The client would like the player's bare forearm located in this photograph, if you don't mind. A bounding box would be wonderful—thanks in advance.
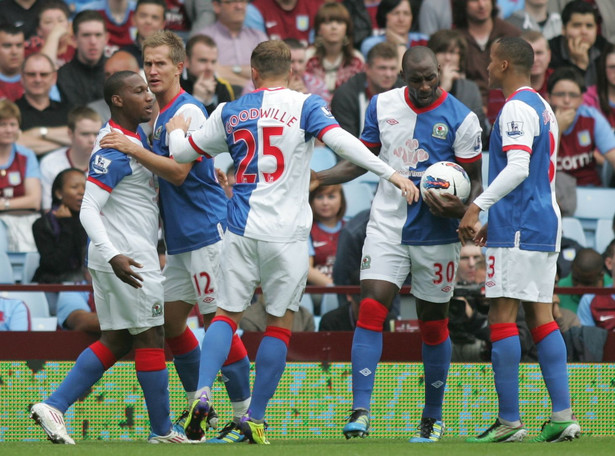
[315,159,365,186]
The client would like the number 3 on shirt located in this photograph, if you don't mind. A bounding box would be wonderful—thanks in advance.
[234,126,285,183]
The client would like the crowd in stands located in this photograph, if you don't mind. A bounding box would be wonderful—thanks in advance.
[0,0,614,354]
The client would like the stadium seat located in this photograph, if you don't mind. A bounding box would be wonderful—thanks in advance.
[310,146,337,172]
[602,161,613,187]
[595,218,614,254]
[573,187,615,248]
[320,293,339,316]
[0,291,50,318]
[0,251,14,283]
[343,181,375,219]
[21,251,40,284]
[562,217,587,247]
[31,317,58,331]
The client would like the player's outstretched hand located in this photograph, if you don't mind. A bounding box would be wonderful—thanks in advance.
[388,172,419,204]
[109,254,144,289]
[458,203,482,244]
[166,114,190,134]
[100,130,140,156]
[423,190,466,218]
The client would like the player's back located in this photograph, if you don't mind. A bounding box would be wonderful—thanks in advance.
[217,87,338,242]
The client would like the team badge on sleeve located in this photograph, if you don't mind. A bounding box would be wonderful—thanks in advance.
[92,155,111,174]
[506,121,524,137]
[321,106,333,118]
[361,255,371,270]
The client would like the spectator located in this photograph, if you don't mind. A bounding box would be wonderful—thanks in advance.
[0,99,41,252]
[15,53,71,156]
[0,296,30,330]
[57,10,107,109]
[427,29,489,147]
[56,287,100,333]
[552,292,581,333]
[360,0,428,65]
[0,23,25,102]
[32,168,87,283]
[305,2,364,105]
[557,247,612,313]
[417,0,452,37]
[184,0,214,37]
[331,41,403,138]
[87,50,140,124]
[246,0,324,47]
[308,184,346,287]
[583,41,615,129]
[241,294,315,332]
[180,34,233,115]
[162,0,192,37]
[195,0,268,90]
[453,0,521,110]
[548,0,608,88]
[120,0,166,67]
[24,0,76,70]
[577,240,615,330]
[89,0,135,54]
[39,106,102,210]
[547,66,615,187]
[0,0,46,40]
[506,0,562,39]
[341,0,376,49]
[548,0,615,52]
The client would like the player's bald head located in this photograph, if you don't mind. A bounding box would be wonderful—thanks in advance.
[401,46,438,76]
[105,50,140,79]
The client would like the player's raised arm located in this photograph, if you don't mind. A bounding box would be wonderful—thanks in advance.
[321,126,419,204]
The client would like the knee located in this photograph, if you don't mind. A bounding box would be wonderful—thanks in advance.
[357,298,389,332]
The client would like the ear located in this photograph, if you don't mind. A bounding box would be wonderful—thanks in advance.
[176,60,184,77]
[606,256,614,273]
[111,93,123,108]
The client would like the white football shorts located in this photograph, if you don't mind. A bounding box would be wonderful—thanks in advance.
[218,231,308,317]
[163,240,223,315]
[360,234,461,303]
[90,269,164,334]
[484,247,557,303]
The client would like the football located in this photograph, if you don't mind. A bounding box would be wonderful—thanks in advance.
[420,161,471,203]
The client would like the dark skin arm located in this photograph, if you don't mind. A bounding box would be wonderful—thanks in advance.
[422,158,483,219]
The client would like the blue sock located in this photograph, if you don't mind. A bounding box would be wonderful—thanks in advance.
[351,327,382,410]
[249,336,287,421]
[46,347,107,413]
[198,320,233,391]
[173,346,200,395]
[222,356,251,402]
[492,336,521,422]
[536,330,571,413]
[137,368,171,436]
[422,337,451,420]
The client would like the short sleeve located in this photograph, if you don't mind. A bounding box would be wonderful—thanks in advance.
[87,149,132,192]
[453,111,483,161]
[359,96,381,147]
[300,95,339,140]
[499,99,540,154]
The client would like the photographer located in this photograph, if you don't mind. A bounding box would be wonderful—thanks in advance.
[449,243,490,361]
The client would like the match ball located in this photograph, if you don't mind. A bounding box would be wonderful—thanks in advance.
[420,161,471,203]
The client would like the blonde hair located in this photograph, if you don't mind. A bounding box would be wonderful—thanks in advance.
[142,30,186,64]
